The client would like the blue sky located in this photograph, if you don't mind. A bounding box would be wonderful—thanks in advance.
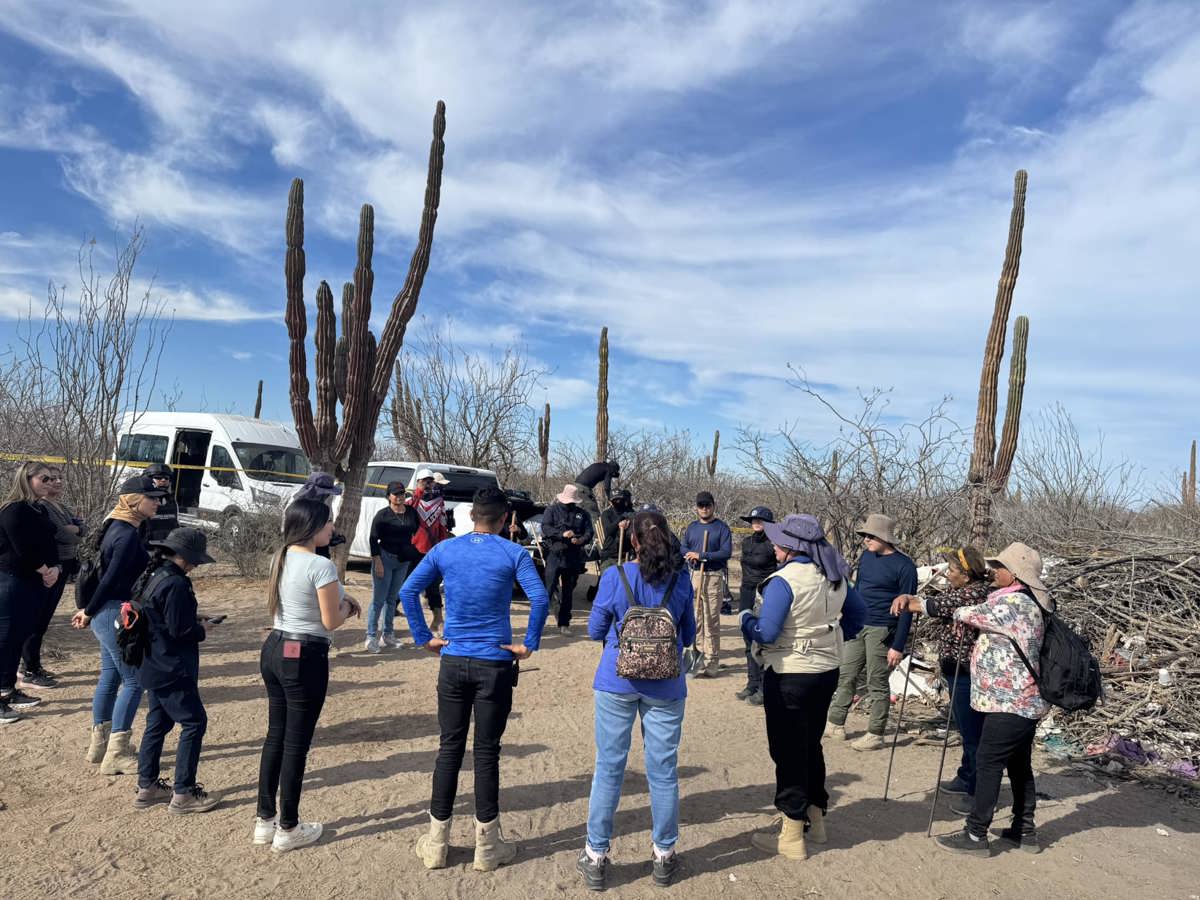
[0,1,1197,491]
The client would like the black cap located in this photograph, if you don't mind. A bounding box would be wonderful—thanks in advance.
[144,463,173,478]
[151,527,215,566]
[695,491,715,507]
[611,489,632,502]
[119,474,169,498]
[740,505,775,524]
[386,480,407,496]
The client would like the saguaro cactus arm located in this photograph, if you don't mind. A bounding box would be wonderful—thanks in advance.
[992,315,1029,491]
[596,326,609,462]
[314,281,338,448]
[334,204,376,462]
[284,178,319,458]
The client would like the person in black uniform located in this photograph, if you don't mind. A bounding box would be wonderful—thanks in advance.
[540,485,594,634]
[133,527,221,814]
[142,463,180,547]
[573,461,620,520]
[736,506,777,705]
[596,490,634,573]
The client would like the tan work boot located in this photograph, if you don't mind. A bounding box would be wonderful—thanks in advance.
[851,732,884,751]
[473,816,517,871]
[415,814,452,869]
[807,807,828,844]
[86,721,112,764]
[824,722,846,740]
[750,816,807,860]
[99,730,139,775]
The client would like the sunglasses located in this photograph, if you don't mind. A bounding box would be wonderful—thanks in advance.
[36,475,63,484]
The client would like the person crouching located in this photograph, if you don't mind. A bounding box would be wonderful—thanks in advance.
[133,528,220,814]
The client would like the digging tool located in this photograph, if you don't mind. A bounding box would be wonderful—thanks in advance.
[927,637,967,837]
[686,530,710,676]
[617,525,626,567]
[882,650,916,801]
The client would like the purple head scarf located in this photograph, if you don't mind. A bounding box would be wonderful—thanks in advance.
[762,513,851,584]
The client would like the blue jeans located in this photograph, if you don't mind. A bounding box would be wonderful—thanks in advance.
[586,690,685,854]
[90,603,144,731]
[944,659,984,794]
[368,551,409,637]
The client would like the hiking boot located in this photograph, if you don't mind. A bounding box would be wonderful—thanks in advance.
[415,813,452,869]
[3,689,41,710]
[746,691,763,706]
[576,847,608,891]
[704,663,720,678]
[271,821,323,853]
[807,807,827,845]
[941,776,972,796]
[558,625,571,635]
[734,686,756,700]
[824,722,846,740]
[17,669,57,690]
[851,732,884,751]
[364,636,381,654]
[169,784,220,814]
[86,722,112,764]
[652,848,680,887]
[948,795,974,817]
[473,816,517,871]
[134,778,173,809]
[100,730,139,775]
[252,816,277,845]
[751,815,807,860]
[995,826,1042,854]
[382,634,402,649]
[935,827,990,857]
[0,700,20,725]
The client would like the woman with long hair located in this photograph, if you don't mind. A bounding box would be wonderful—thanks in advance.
[0,461,61,724]
[72,474,168,772]
[576,509,696,891]
[253,498,360,853]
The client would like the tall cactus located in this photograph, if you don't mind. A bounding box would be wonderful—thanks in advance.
[1185,440,1197,508]
[253,380,263,418]
[596,326,609,464]
[285,100,446,570]
[537,401,551,496]
[968,170,1032,548]
[704,429,720,478]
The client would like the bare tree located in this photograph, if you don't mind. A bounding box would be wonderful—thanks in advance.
[387,318,547,482]
[0,229,169,523]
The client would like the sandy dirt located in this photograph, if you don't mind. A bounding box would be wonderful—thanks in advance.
[3,563,1199,900]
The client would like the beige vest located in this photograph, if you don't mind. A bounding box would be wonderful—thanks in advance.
[752,562,847,674]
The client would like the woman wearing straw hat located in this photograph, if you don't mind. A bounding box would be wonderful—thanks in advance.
[926,542,1050,856]
[825,513,917,751]
[739,514,866,861]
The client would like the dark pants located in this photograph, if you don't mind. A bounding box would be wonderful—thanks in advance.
[942,658,984,794]
[0,571,36,693]
[138,678,208,793]
[544,553,581,627]
[22,567,71,673]
[738,581,763,693]
[404,553,443,612]
[762,667,840,821]
[431,654,515,823]
[968,712,1037,839]
[256,632,329,829]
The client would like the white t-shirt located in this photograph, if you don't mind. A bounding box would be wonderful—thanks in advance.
[275,550,341,640]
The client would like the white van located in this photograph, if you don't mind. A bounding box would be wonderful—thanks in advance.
[116,412,310,524]
[345,460,502,560]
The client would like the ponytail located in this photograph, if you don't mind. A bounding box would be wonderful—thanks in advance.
[132,548,171,602]
[632,510,678,586]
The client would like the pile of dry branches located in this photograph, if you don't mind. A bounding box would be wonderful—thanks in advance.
[1047,542,1200,779]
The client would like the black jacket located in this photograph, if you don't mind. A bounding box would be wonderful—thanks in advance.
[575,462,618,495]
[598,507,633,560]
[740,531,777,592]
[142,498,180,547]
[139,562,206,690]
[540,501,594,560]
[88,520,150,617]
[0,501,59,580]
[369,505,420,561]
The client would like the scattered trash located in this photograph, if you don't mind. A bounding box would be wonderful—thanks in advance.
[1155,827,1170,837]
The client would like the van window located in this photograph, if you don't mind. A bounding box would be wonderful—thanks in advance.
[210,445,242,491]
[233,443,310,485]
[439,470,501,503]
[116,433,168,464]
[365,465,415,498]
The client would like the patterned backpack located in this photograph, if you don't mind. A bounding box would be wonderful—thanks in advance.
[614,566,681,680]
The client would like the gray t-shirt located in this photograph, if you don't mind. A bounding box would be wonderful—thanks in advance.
[274,550,341,640]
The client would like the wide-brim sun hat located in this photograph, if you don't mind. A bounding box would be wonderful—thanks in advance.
[556,484,582,504]
[740,505,775,525]
[856,513,898,546]
[414,467,449,485]
[987,542,1049,605]
[762,513,822,553]
[150,527,216,566]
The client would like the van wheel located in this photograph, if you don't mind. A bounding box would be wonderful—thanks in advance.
[220,509,242,542]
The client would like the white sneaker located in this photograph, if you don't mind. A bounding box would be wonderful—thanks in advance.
[364,636,381,654]
[382,634,402,649]
[252,816,277,845]
[271,821,323,853]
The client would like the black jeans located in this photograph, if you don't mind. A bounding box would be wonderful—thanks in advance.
[431,654,515,823]
[968,712,1038,838]
[22,565,71,673]
[138,677,208,792]
[256,631,329,829]
[544,554,580,627]
[738,582,763,692]
[941,658,984,794]
[0,571,36,693]
[762,667,840,821]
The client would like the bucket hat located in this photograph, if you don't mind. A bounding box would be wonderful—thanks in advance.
[301,471,343,497]
[556,484,583,504]
[986,542,1049,605]
[856,513,898,546]
[740,505,775,525]
[150,527,216,566]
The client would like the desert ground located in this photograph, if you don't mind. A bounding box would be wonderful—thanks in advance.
[3,563,1199,900]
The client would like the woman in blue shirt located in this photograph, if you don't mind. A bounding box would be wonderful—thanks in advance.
[577,509,696,892]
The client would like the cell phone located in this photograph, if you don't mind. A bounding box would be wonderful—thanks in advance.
[204,614,227,624]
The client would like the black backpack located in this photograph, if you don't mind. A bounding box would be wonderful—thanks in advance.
[1008,593,1103,713]
[74,519,115,610]
[115,567,169,668]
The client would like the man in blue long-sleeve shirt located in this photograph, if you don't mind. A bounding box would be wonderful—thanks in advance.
[679,491,732,678]
[825,514,918,751]
[400,488,549,872]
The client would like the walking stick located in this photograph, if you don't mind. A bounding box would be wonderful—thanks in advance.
[617,526,626,567]
[882,648,915,801]
[689,530,710,675]
[927,636,967,837]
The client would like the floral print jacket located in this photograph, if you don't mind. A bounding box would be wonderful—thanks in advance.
[953,585,1048,720]
[922,579,991,666]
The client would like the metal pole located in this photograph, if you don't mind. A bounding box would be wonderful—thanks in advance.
[927,638,967,837]
[882,651,915,801]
